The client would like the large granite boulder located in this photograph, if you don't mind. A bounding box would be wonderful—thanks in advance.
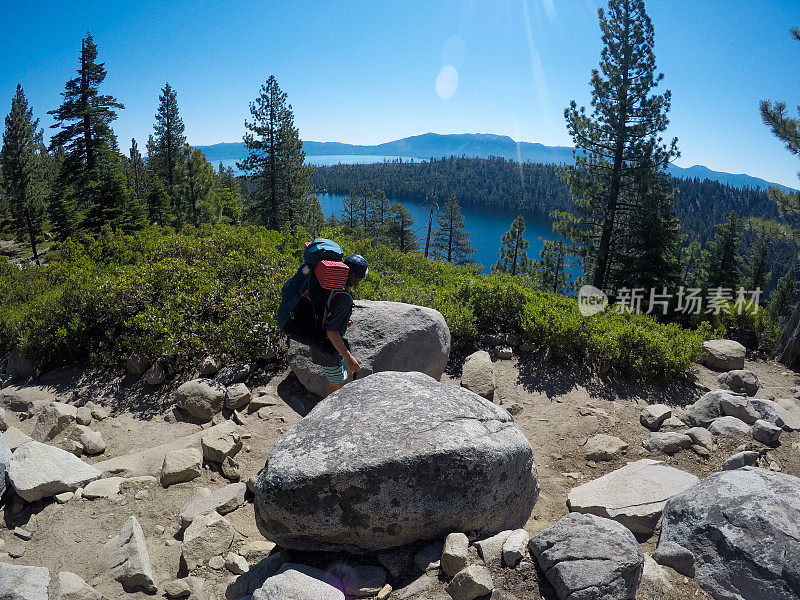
[699,339,746,371]
[567,459,699,535]
[287,300,451,397]
[529,512,644,600]
[682,390,742,428]
[658,467,800,600]
[8,441,101,502]
[0,562,50,600]
[174,378,226,422]
[254,371,539,552]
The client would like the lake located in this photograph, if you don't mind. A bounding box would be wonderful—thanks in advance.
[214,154,421,173]
[317,193,573,275]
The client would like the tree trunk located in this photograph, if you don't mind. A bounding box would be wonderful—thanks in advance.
[775,301,800,369]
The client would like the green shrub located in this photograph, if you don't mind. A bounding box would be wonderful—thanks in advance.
[0,224,722,379]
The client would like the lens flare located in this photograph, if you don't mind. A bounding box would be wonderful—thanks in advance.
[436,65,458,100]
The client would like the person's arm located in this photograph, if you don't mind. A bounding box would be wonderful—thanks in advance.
[326,330,361,375]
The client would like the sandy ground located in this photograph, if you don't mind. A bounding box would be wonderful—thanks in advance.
[2,353,798,599]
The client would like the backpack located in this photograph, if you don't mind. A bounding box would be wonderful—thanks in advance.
[277,238,346,341]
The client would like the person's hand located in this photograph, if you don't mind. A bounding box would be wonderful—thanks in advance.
[348,318,353,327]
[345,356,361,376]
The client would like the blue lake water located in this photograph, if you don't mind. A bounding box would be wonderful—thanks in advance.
[317,193,572,275]
[214,154,421,172]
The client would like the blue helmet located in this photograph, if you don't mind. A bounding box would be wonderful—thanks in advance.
[344,254,369,278]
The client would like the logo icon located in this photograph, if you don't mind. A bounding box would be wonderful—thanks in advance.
[578,285,608,316]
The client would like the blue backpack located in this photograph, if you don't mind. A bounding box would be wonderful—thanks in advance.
[277,238,344,334]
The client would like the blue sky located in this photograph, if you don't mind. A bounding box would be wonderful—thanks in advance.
[2,0,800,187]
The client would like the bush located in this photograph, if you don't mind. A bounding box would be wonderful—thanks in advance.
[0,224,720,379]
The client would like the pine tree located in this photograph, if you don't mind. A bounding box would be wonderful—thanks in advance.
[1,85,45,264]
[372,189,390,240]
[150,83,185,195]
[48,146,82,240]
[703,211,742,290]
[431,193,475,265]
[534,239,575,294]
[127,138,148,207]
[386,203,418,253]
[359,182,376,233]
[177,145,218,226]
[239,75,313,228]
[84,145,133,232]
[679,239,705,288]
[493,215,530,276]
[554,0,679,291]
[341,188,360,231]
[48,32,124,203]
[147,176,171,226]
[742,230,771,296]
[295,195,325,237]
[768,265,797,323]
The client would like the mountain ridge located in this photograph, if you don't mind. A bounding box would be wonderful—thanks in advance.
[195,132,795,192]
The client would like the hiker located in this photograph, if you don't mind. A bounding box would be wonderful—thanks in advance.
[277,239,369,395]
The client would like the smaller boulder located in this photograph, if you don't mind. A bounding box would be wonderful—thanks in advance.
[639,405,672,431]
[460,350,496,400]
[174,379,226,422]
[699,339,745,371]
[682,390,734,427]
[225,383,252,410]
[76,406,93,426]
[643,432,692,455]
[752,419,782,445]
[719,395,760,424]
[143,363,166,386]
[502,528,529,567]
[750,398,800,431]
[161,448,202,487]
[446,566,493,600]
[32,402,77,441]
[475,530,513,567]
[708,416,750,437]
[414,541,443,572]
[199,356,221,376]
[686,427,713,450]
[717,369,759,395]
[722,450,760,470]
[496,346,513,360]
[177,482,247,529]
[253,563,343,600]
[216,363,252,386]
[0,562,50,600]
[201,422,242,464]
[8,441,101,502]
[68,425,106,455]
[181,511,235,571]
[53,571,102,600]
[652,540,694,577]
[441,532,470,576]
[225,552,250,575]
[329,563,386,597]
[125,353,150,376]
[102,516,157,593]
[583,434,628,461]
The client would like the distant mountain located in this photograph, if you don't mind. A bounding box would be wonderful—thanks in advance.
[195,132,795,192]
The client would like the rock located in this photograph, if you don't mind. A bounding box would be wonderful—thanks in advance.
[143,362,166,386]
[377,550,412,579]
[395,573,437,599]
[3,426,32,450]
[76,406,93,426]
[199,356,221,376]
[0,385,56,413]
[252,563,344,600]
[682,390,739,427]
[330,563,387,597]
[686,427,713,450]
[53,571,102,600]
[446,565,493,600]
[502,528,530,567]
[32,401,77,441]
[496,346,513,360]
[182,511,235,570]
[529,513,644,600]
[226,552,250,575]
[13,527,32,540]
[174,379,227,422]
[699,339,746,371]
[163,577,193,598]
[160,448,202,487]
[722,450,760,470]
[582,434,628,461]
[239,540,277,565]
[226,383,252,410]
[460,350,495,400]
[652,540,695,577]
[54,491,74,503]
[475,530,513,567]
[216,362,252,386]
[226,552,287,599]
[643,432,693,455]
[718,369,759,395]
[82,476,125,499]
[567,459,699,535]
[0,431,10,497]
[255,372,538,552]
[8,441,101,501]
[639,405,672,431]
[708,416,750,437]
[640,554,675,598]
[287,300,451,396]
[750,398,800,431]
[753,419,782,444]
[222,455,241,481]
[68,425,106,455]
[201,421,242,463]
[414,541,443,572]
[178,482,247,529]
[0,562,50,599]
[719,394,761,424]
[102,516,157,593]
[658,467,800,599]
[376,584,392,600]
[659,415,687,431]
[441,533,469,576]
[125,353,150,376]
[88,404,109,421]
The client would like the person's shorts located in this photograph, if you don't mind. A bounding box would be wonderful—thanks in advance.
[321,358,348,384]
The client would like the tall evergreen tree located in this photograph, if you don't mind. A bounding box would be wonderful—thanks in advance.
[679,238,705,288]
[48,32,124,202]
[372,189,390,239]
[703,211,742,290]
[127,138,148,207]
[1,85,45,264]
[147,176,171,226]
[150,83,185,195]
[341,188,360,231]
[239,75,313,228]
[177,145,218,226]
[742,230,771,295]
[431,193,475,265]
[493,215,530,276]
[386,203,418,253]
[533,239,575,294]
[359,182,375,233]
[85,145,136,232]
[554,0,679,291]
[768,265,797,324]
